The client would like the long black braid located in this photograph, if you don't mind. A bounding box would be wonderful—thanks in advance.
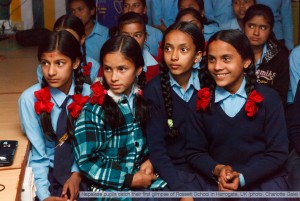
[160,21,205,138]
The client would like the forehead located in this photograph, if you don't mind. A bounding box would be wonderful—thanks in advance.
[124,0,144,4]
[103,52,135,67]
[41,50,68,59]
[70,0,87,8]
[120,22,144,32]
[208,40,239,56]
[246,15,270,25]
[165,30,194,45]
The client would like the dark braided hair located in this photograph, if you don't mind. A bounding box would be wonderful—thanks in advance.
[39,30,84,141]
[201,30,256,109]
[100,35,149,130]
[160,21,205,138]
[53,14,91,84]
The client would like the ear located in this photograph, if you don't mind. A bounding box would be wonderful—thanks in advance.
[143,6,147,15]
[136,66,143,77]
[194,51,203,64]
[91,7,96,16]
[243,59,252,69]
[73,58,81,70]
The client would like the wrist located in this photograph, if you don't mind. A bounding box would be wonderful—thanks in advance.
[213,164,225,177]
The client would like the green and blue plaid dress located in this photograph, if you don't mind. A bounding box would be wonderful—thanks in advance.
[73,95,166,192]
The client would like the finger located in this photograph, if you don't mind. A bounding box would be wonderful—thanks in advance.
[69,185,75,201]
[61,184,69,198]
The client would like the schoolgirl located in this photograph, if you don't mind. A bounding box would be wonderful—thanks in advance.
[144,21,205,199]
[243,4,289,107]
[72,35,166,195]
[123,0,163,57]
[18,30,91,201]
[37,14,100,84]
[186,30,289,198]
[118,12,160,82]
[177,0,220,42]
[69,0,109,63]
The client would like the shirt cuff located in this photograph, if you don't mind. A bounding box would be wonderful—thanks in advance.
[123,174,134,188]
[71,160,79,172]
[239,173,245,187]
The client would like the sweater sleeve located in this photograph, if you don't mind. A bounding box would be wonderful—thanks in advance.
[240,92,289,187]
[288,82,300,154]
[185,109,218,181]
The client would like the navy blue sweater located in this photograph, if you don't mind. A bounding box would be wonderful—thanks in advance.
[186,84,289,189]
[288,81,300,154]
[144,76,198,191]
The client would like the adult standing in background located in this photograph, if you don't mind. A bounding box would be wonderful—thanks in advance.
[256,0,294,51]
[150,0,178,32]
[203,0,235,26]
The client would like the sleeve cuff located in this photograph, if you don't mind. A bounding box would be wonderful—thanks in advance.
[239,173,245,187]
[123,174,134,188]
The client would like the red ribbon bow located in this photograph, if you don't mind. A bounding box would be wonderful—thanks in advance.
[245,90,264,117]
[82,62,92,76]
[90,81,107,105]
[34,87,54,114]
[196,88,211,111]
[67,94,89,119]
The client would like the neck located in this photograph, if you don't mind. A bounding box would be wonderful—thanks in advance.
[252,45,264,63]
[85,19,94,37]
[237,19,243,29]
[172,70,192,91]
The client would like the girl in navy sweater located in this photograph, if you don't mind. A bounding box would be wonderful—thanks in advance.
[145,21,205,200]
[186,30,289,196]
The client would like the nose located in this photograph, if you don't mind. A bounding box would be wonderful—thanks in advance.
[47,64,56,77]
[213,60,223,71]
[253,26,259,36]
[111,70,119,82]
[171,49,179,61]
[128,5,133,12]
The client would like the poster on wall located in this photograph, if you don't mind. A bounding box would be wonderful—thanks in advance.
[96,0,122,28]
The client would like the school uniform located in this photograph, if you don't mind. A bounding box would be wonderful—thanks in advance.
[255,38,290,107]
[144,69,203,192]
[186,82,289,196]
[36,56,100,83]
[85,22,109,62]
[220,18,241,31]
[151,0,178,28]
[145,24,163,57]
[204,0,235,26]
[18,82,91,201]
[256,0,294,50]
[204,23,220,42]
[143,48,159,82]
[72,87,166,195]
[288,46,300,104]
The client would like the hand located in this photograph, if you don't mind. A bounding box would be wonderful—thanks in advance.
[218,171,240,191]
[153,19,167,33]
[131,170,158,189]
[140,159,154,175]
[180,197,194,201]
[43,197,67,201]
[61,172,82,201]
[213,164,233,178]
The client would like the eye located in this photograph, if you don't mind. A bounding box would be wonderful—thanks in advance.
[164,46,172,52]
[124,4,129,8]
[56,61,65,67]
[134,33,142,38]
[248,24,255,29]
[41,60,49,66]
[260,26,267,30]
[223,56,231,62]
[133,3,140,8]
[103,66,111,72]
[207,56,215,63]
[181,47,188,53]
[118,66,127,72]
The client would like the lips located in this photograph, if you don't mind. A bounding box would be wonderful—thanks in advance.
[169,64,180,69]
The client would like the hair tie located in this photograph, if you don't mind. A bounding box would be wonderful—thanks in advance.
[168,119,174,128]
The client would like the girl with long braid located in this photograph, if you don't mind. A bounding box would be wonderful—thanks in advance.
[186,30,290,195]
[72,35,166,194]
[144,21,205,200]
[36,14,100,84]
[18,30,91,201]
